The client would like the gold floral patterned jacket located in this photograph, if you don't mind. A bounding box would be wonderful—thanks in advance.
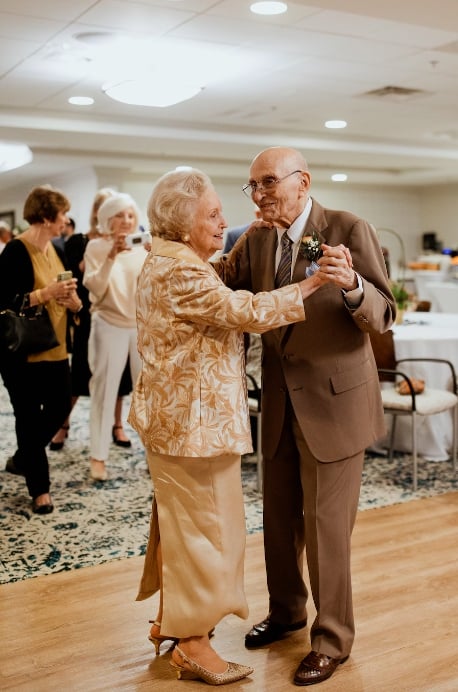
[128,237,305,457]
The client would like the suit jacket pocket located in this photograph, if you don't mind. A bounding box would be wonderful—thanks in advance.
[330,358,374,394]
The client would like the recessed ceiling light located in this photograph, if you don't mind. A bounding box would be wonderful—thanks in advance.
[68,96,94,106]
[250,2,288,16]
[325,120,347,129]
[331,173,348,182]
[102,79,203,108]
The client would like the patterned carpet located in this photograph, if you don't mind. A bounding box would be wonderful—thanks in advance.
[0,381,456,584]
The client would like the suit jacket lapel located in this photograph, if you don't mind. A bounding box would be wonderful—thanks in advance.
[281,200,328,343]
[255,227,277,292]
[292,207,327,284]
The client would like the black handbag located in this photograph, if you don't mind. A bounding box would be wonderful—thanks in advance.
[0,297,59,356]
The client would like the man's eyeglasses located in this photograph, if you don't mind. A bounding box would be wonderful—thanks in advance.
[242,170,303,197]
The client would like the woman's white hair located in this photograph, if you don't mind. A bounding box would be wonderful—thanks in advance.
[147,168,213,241]
[97,192,140,235]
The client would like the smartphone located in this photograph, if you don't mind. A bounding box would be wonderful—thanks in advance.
[125,232,152,248]
[57,270,73,281]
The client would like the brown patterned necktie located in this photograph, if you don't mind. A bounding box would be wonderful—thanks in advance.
[275,232,293,288]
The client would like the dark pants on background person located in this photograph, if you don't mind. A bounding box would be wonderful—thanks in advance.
[0,357,71,499]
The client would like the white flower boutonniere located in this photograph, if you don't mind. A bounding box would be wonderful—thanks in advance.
[300,231,323,262]
[300,231,324,277]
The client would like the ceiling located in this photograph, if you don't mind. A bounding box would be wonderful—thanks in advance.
[2,0,458,191]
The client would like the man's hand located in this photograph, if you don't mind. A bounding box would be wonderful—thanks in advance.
[317,243,356,290]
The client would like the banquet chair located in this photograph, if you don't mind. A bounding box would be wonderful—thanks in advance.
[369,329,458,491]
[247,373,263,492]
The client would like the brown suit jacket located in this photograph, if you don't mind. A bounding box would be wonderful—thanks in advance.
[215,198,396,461]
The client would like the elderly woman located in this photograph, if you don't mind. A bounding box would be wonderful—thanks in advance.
[0,185,82,514]
[83,192,148,481]
[49,188,133,451]
[128,169,329,686]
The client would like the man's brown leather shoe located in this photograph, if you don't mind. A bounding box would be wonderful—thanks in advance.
[245,616,307,649]
[293,651,349,686]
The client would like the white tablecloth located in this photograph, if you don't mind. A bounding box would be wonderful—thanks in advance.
[388,313,458,460]
[424,282,458,314]
[412,270,449,311]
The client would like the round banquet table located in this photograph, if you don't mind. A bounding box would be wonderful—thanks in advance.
[387,313,458,461]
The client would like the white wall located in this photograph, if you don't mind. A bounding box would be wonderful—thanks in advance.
[2,164,456,271]
[0,166,98,234]
[419,183,458,250]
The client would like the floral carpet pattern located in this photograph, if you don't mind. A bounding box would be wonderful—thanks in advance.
[0,381,456,584]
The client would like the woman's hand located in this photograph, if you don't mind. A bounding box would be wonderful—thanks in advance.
[41,277,78,303]
[108,232,129,259]
[245,219,275,235]
[297,269,329,298]
[51,278,82,312]
[56,287,82,312]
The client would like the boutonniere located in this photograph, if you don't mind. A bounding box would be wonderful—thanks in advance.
[299,231,323,263]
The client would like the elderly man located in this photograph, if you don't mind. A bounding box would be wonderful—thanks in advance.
[216,146,395,686]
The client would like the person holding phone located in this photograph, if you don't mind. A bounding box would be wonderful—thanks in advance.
[0,185,82,514]
[49,190,135,451]
[83,192,148,481]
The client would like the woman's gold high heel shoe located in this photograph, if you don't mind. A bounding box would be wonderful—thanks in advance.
[148,620,178,656]
[170,646,254,685]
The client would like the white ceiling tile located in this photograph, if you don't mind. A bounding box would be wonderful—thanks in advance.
[301,0,458,32]
[296,10,458,48]
[124,0,218,9]
[0,37,41,73]
[76,0,195,34]
[0,1,96,22]
[0,12,65,42]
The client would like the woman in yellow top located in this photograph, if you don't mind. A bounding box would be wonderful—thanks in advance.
[129,168,329,686]
[0,185,82,514]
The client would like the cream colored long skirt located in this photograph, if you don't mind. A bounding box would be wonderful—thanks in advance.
[136,450,249,638]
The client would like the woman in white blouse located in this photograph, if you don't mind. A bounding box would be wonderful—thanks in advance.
[83,192,148,481]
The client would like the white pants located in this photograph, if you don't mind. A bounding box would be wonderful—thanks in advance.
[88,313,141,461]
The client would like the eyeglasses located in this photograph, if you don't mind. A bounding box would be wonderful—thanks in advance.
[242,170,303,197]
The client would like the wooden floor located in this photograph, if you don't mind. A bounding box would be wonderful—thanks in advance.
[1,492,458,692]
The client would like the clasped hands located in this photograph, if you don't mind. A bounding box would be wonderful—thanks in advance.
[314,243,356,291]
[245,221,356,291]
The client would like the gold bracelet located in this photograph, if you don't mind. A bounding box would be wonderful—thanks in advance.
[36,288,43,304]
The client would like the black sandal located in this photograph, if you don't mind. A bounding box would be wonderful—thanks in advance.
[112,425,132,448]
[49,425,69,451]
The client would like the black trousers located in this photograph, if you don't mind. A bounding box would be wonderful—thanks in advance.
[1,357,71,499]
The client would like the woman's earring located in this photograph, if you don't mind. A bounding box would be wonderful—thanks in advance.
[183,234,190,242]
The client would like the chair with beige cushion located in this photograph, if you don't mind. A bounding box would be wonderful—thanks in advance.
[370,330,457,491]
